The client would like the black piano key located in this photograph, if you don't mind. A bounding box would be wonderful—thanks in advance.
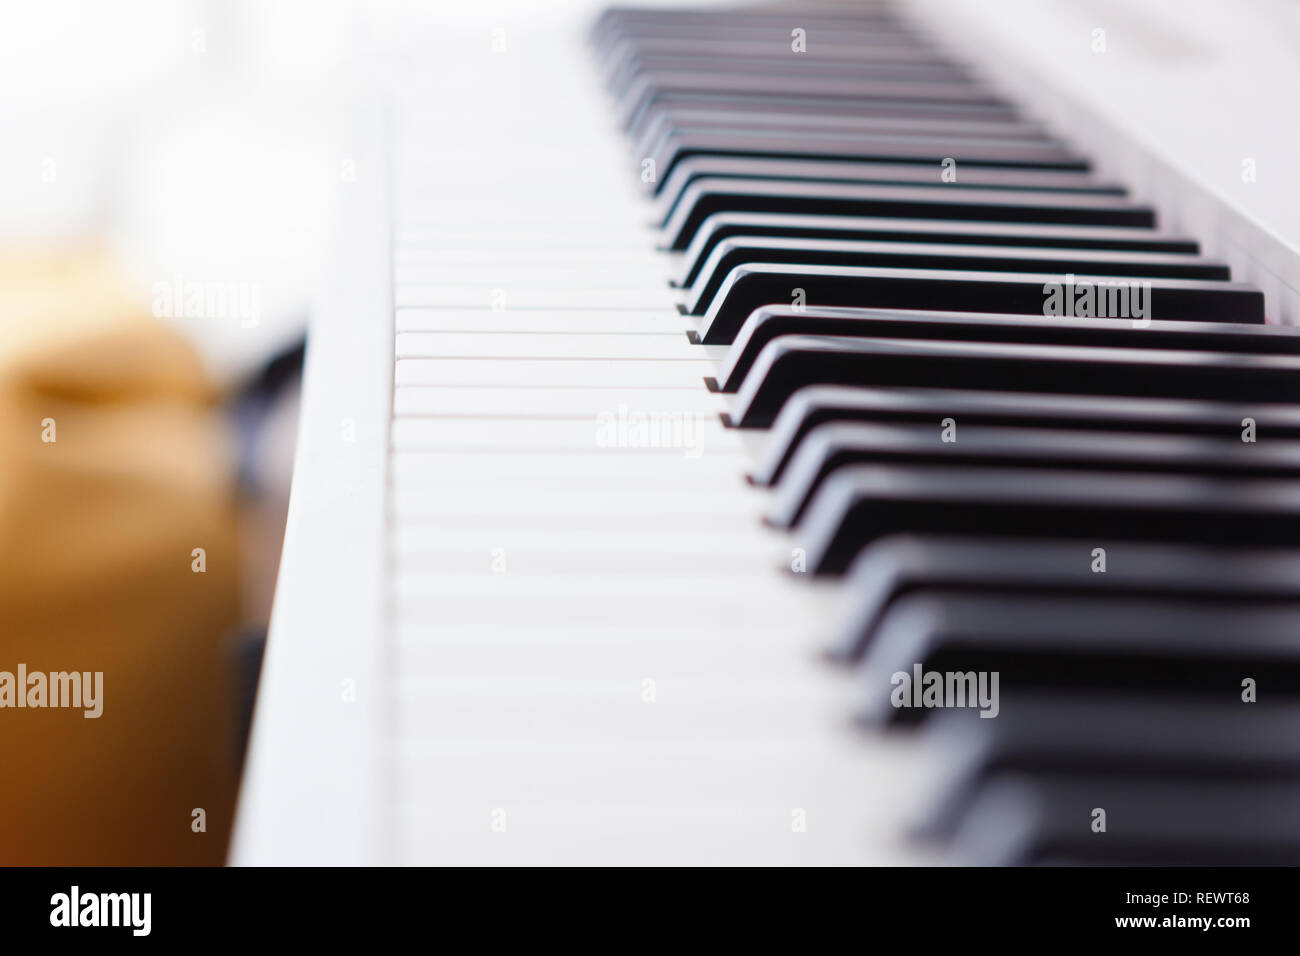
[702,266,1261,345]
[636,103,1037,138]
[754,386,1300,485]
[718,307,1298,393]
[730,336,1289,429]
[627,94,1022,141]
[596,11,936,48]
[654,156,1118,215]
[655,130,1092,204]
[689,240,1223,315]
[594,9,918,46]
[635,115,1051,176]
[665,179,1145,251]
[770,422,1300,529]
[798,464,1300,574]
[607,54,963,102]
[858,592,1300,726]
[609,55,973,100]
[597,36,953,71]
[620,76,1009,133]
[918,695,1300,841]
[947,773,1300,865]
[599,36,955,72]
[686,240,1226,317]
[649,131,1087,188]
[832,537,1300,663]
[677,213,1200,286]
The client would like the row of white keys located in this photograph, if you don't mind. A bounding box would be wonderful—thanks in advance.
[386,21,933,865]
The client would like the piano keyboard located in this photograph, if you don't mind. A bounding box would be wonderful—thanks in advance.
[388,2,1300,865]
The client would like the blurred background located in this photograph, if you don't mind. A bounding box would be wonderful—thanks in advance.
[0,0,385,865]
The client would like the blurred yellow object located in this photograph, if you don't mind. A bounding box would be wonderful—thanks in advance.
[0,248,239,865]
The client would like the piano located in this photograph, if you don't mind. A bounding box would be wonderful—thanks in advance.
[233,0,1300,866]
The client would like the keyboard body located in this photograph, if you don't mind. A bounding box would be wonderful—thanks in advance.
[233,1,1300,865]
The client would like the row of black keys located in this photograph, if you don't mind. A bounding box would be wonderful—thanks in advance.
[593,6,1300,865]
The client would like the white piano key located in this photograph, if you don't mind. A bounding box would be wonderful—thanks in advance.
[390,418,738,455]
[394,264,669,286]
[390,562,802,593]
[388,477,756,509]
[390,596,816,632]
[389,589,846,645]
[390,519,766,546]
[389,487,766,526]
[392,672,860,732]
[390,449,746,481]
[395,248,664,267]
[394,332,698,360]
[394,358,713,388]
[394,192,642,212]
[398,191,643,208]
[392,329,696,358]
[388,498,771,533]
[397,229,656,248]
[395,285,679,309]
[388,527,781,573]
[395,308,686,333]
[393,385,722,416]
